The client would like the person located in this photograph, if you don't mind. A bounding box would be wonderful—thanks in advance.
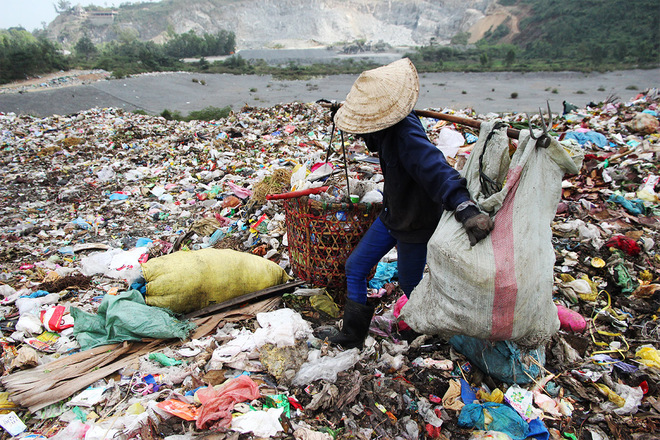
[328,58,494,349]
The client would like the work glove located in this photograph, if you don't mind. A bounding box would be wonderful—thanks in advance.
[455,201,494,246]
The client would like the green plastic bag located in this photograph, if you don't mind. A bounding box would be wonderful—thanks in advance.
[142,248,291,314]
[71,290,195,351]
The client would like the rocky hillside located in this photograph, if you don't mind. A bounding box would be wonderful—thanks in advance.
[47,0,500,49]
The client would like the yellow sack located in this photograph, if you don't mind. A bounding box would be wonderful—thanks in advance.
[142,248,291,313]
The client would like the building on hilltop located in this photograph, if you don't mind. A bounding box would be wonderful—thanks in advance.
[87,10,118,26]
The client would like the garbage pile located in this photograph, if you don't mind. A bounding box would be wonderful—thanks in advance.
[0,70,111,95]
[0,88,658,440]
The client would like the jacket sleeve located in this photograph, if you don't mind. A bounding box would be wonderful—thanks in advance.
[396,115,471,211]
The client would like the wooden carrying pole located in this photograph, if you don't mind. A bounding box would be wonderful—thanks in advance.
[414,109,521,140]
[318,101,521,140]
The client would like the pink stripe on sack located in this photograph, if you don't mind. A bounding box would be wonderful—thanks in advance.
[490,166,523,339]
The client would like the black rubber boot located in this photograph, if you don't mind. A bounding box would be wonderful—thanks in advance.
[329,299,375,349]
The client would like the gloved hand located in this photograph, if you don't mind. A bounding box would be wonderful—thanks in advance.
[462,213,494,246]
[454,201,494,246]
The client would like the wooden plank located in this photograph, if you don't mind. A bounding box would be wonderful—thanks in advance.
[184,280,304,319]
[1,344,121,386]
[21,341,163,412]
[7,345,134,398]
[190,315,224,340]
[188,297,282,339]
[3,345,130,388]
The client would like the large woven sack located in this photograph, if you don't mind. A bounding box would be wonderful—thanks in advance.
[401,121,583,346]
[142,248,291,313]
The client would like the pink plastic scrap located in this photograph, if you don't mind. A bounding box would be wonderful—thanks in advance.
[227,181,253,199]
[556,304,587,333]
[195,375,261,430]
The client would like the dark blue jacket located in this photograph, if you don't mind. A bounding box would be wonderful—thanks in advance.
[363,112,471,243]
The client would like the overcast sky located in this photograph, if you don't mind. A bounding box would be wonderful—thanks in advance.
[0,1,158,31]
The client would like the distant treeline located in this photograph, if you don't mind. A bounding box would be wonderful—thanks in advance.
[407,0,659,72]
[0,28,236,84]
[1,0,658,84]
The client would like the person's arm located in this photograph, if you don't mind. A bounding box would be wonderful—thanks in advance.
[396,116,470,210]
[397,115,494,245]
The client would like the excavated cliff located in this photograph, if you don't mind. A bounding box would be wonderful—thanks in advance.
[48,0,498,49]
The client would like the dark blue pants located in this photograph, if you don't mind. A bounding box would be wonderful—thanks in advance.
[345,217,428,304]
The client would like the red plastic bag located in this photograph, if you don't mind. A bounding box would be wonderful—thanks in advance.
[605,235,641,256]
[195,375,261,430]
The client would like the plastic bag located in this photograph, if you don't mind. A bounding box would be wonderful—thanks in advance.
[80,247,146,283]
[458,402,529,440]
[402,122,584,346]
[636,345,660,369]
[292,348,360,386]
[368,262,398,290]
[142,248,291,313]
[231,407,284,437]
[469,432,513,440]
[435,126,466,158]
[450,335,545,384]
[196,375,261,430]
[71,290,195,350]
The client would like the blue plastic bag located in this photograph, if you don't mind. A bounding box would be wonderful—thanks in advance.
[608,194,645,216]
[459,402,528,440]
[450,335,545,384]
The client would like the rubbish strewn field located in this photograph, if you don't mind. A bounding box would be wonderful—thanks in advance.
[0,88,658,439]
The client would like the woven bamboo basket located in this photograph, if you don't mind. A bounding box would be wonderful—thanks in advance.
[284,196,381,288]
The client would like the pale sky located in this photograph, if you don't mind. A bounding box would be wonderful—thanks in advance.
[0,0,158,31]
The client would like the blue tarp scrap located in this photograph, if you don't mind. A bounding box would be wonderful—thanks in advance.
[563,131,609,148]
[368,261,398,290]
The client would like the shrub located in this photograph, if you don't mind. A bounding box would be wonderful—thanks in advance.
[187,106,232,121]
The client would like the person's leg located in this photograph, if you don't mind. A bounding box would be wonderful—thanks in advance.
[394,240,428,341]
[396,240,428,298]
[345,217,397,304]
[329,217,395,349]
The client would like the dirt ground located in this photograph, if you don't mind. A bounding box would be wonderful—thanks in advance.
[0,68,658,117]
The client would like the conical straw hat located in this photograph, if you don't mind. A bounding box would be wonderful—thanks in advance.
[334,58,419,134]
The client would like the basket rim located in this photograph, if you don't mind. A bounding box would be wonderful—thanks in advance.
[285,195,382,212]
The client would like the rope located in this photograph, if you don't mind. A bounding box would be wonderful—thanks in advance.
[325,102,341,163]
[340,130,352,205]
[479,122,507,197]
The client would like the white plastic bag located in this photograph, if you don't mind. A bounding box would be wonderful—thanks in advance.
[292,348,360,385]
[401,122,584,346]
[435,126,466,158]
[231,407,284,437]
[80,247,146,282]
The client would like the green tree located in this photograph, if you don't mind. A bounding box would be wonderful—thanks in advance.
[0,29,67,83]
[74,34,98,60]
[450,32,470,46]
[505,49,516,66]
